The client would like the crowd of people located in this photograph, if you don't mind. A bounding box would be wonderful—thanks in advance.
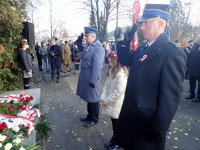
[34,38,81,83]
[17,37,83,89]
[178,39,200,102]
[16,3,200,150]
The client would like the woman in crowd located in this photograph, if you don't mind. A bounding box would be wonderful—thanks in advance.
[100,51,128,150]
[17,40,33,89]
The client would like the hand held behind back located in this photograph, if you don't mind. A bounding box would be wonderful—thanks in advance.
[89,82,95,88]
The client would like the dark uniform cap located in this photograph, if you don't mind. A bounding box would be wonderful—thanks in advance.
[139,3,170,22]
[84,27,97,35]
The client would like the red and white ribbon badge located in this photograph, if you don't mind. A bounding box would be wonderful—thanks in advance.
[139,54,147,62]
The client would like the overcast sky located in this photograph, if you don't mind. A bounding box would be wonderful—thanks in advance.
[33,0,198,38]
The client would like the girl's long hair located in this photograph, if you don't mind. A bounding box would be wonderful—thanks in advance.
[107,57,129,79]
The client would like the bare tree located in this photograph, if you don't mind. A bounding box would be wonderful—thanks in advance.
[75,0,133,42]
[169,0,186,41]
[52,21,69,39]
[26,0,41,23]
[179,0,192,40]
[49,0,53,38]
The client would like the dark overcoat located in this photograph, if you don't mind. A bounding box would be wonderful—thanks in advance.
[116,34,187,150]
[188,42,200,77]
[50,44,62,69]
[76,40,105,102]
[17,49,33,72]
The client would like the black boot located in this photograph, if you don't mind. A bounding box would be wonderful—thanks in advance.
[75,64,79,70]
[185,94,195,99]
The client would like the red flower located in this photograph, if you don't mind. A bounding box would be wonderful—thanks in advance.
[17,105,22,109]
[20,124,25,128]
[20,106,26,110]
[10,107,15,112]
[30,96,33,100]
[0,122,7,130]
[23,101,28,105]
[26,96,32,101]
[7,103,12,107]
[3,133,8,136]
[20,97,25,101]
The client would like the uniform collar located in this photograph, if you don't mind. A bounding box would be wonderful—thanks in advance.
[147,40,155,47]
[89,40,99,47]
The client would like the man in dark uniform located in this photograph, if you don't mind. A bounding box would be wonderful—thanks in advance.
[187,39,194,52]
[184,39,194,79]
[115,3,187,150]
[76,27,105,127]
[49,38,62,83]
[186,40,200,102]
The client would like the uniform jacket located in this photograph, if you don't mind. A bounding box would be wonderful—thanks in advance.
[188,42,200,77]
[17,49,33,72]
[50,44,62,69]
[100,68,127,119]
[116,33,187,150]
[76,40,105,102]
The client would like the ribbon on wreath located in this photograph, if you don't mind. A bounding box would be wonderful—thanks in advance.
[0,93,42,134]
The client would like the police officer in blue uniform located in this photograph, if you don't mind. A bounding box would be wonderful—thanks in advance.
[115,4,187,150]
[76,27,105,127]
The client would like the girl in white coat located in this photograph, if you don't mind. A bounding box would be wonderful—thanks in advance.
[100,51,128,150]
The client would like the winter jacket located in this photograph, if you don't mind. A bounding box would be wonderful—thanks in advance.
[101,68,127,119]
[39,46,48,59]
[17,49,33,72]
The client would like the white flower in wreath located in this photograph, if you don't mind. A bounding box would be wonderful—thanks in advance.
[12,126,20,132]
[19,146,26,150]
[0,134,7,142]
[4,143,12,150]
[3,120,13,129]
[0,143,2,148]
[13,137,22,145]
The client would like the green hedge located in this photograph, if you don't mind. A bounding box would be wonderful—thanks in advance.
[0,0,28,92]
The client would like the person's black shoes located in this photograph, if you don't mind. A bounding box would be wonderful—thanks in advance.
[192,97,200,102]
[185,95,195,99]
[83,120,97,127]
[108,145,119,150]
[49,80,55,83]
[80,117,98,127]
[104,140,113,148]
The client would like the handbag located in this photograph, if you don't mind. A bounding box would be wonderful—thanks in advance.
[23,70,32,78]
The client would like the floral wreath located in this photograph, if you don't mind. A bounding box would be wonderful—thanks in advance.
[0,93,42,150]
[107,50,118,60]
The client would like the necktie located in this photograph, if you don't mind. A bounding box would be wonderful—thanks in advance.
[143,43,149,53]
[139,43,149,57]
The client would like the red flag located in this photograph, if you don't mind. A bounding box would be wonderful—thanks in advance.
[131,0,140,51]
[133,0,140,24]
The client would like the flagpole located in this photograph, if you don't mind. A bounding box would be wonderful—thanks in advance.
[131,0,140,51]
[116,0,120,43]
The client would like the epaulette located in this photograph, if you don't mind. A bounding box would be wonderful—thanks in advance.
[92,40,101,47]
